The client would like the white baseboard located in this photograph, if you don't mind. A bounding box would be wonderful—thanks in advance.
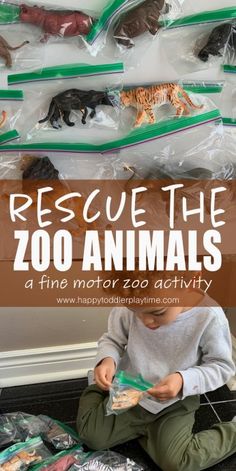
[0,342,97,388]
[1,336,236,390]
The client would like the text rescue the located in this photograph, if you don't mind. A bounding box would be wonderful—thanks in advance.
[10,184,226,273]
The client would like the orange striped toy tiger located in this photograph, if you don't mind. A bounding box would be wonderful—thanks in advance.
[120,84,204,127]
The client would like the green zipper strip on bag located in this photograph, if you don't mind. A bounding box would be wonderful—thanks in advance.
[0,437,43,464]
[222,117,236,126]
[0,90,24,101]
[87,0,129,43]
[100,109,222,152]
[182,82,223,94]
[166,7,236,29]
[124,82,223,94]
[223,65,236,74]
[8,62,124,85]
[0,130,20,145]
[115,371,153,391]
[0,2,20,24]
[0,110,221,154]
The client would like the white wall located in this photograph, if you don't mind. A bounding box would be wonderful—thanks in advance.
[0,0,236,386]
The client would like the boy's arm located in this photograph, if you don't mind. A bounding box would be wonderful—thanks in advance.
[178,315,235,398]
[95,307,130,368]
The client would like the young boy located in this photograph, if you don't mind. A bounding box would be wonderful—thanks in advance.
[77,290,236,471]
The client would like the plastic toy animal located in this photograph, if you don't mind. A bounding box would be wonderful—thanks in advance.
[0,35,29,68]
[21,155,59,180]
[39,89,115,129]
[1,450,41,471]
[20,155,96,236]
[0,110,7,128]
[198,22,232,62]
[113,0,171,48]
[120,84,203,127]
[20,4,94,42]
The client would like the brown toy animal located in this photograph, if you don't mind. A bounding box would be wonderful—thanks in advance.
[20,4,94,42]
[114,0,170,48]
[0,35,29,68]
[0,111,7,128]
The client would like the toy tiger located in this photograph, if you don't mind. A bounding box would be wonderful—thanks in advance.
[120,83,204,127]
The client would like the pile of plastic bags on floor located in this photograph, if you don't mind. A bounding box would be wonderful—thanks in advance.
[0,412,143,471]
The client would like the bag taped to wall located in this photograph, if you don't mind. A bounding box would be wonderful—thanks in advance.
[0,89,23,144]
[84,0,183,68]
[106,370,153,416]
[0,412,80,450]
[0,143,116,260]
[0,143,116,181]
[7,62,124,143]
[119,80,224,130]
[0,437,51,471]
[70,451,144,471]
[101,109,231,180]
[99,110,234,223]
[222,118,236,173]
[161,7,236,74]
[19,1,96,43]
[0,2,46,71]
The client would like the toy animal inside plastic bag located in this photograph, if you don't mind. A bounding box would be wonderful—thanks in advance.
[100,110,234,223]
[0,437,51,471]
[38,415,79,450]
[85,0,183,68]
[18,1,95,43]
[0,90,24,144]
[106,371,153,416]
[222,119,236,177]
[161,7,236,74]
[0,2,45,71]
[31,445,87,471]
[119,80,222,130]
[7,63,124,143]
[0,412,79,451]
[70,450,143,471]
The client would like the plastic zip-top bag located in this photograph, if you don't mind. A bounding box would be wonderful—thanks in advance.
[161,7,236,74]
[7,62,124,143]
[0,89,23,144]
[0,1,46,71]
[119,80,224,130]
[0,412,80,450]
[84,0,183,68]
[106,370,153,415]
[0,437,51,471]
[70,451,144,471]
[18,1,95,43]
[31,446,87,471]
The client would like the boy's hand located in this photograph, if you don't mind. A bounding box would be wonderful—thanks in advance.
[94,357,116,391]
[148,373,183,401]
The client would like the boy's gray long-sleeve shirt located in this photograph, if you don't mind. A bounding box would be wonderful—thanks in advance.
[95,299,235,414]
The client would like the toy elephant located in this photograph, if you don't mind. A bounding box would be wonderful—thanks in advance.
[113,0,171,48]
[20,4,94,41]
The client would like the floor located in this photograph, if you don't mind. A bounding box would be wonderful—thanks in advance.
[0,379,235,470]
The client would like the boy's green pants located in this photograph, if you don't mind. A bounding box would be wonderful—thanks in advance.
[77,385,236,471]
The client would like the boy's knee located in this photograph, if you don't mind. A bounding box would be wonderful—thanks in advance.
[158,455,190,471]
